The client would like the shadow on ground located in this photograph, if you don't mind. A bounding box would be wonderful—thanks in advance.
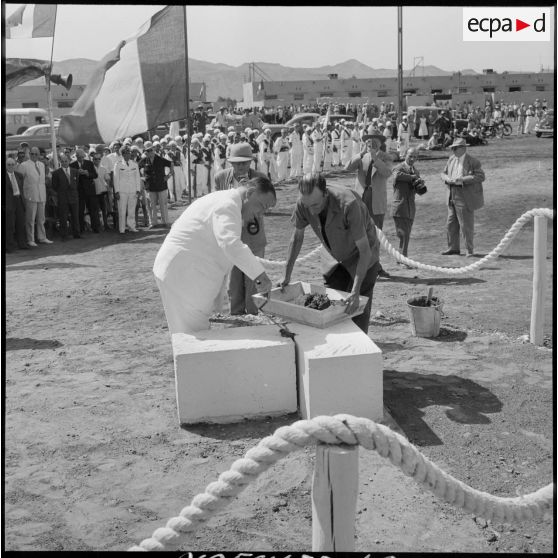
[387,275,485,286]
[6,338,63,351]
[182,412,300,441]
[384,369,502,446]
[5,262,97,271]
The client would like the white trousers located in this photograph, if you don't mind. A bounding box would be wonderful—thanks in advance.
[312,146,323,173]
[24,200,46,243]
[118,192,137,232]
[290,148,303,178]
[276,151,289,181]
[302,150,314,174]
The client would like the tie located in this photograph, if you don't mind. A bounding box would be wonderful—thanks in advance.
[66,168,71,182]
[10,173,19,196]
[365,158,374,187]
[35,162,41,175]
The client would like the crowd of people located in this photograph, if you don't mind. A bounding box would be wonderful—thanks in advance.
[6,96,530,272]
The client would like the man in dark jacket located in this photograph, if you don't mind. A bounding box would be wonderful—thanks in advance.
[70,148,100,233]
[52,154,81,239]
[5,157,28,251]
[140,141,173,227]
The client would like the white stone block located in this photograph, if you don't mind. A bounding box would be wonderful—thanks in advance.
[290,320,383,421]
[172,325,297,424]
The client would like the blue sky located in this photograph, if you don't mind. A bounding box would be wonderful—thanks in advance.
[5,5,555,73]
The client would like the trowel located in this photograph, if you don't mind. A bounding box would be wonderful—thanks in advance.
[255,292,297,340]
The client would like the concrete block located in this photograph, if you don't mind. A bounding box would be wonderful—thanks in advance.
[172,325,297,424]
[290,320,383,421]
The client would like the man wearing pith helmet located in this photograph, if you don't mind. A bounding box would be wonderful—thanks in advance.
[214,142,268,315]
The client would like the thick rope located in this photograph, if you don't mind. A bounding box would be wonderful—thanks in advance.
[129,415,554,551]
[258,207,554,274]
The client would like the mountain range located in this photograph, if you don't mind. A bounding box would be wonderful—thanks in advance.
[35,57,483,101]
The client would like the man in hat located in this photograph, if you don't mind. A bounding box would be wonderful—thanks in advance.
[279,173,380,334]
[302,125,314,174]
[273,128,290,181]
[140,140,173,227]
[288,122,303,179]
[397,114,411,159]
[153,176,275,334]
[215,106,228,132]
[345,134,392,277]
[5,157,28,251]
[194,105,207,134]
[259,128,276,180]
[113,144,141,234]
[215,142,268,315]
[70,148,100,234]
[440,137,485,257]
[311,121,325,173]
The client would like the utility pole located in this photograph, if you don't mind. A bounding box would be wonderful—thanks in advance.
[397,6,404,121]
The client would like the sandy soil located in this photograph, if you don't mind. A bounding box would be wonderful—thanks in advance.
[4,134,554,552]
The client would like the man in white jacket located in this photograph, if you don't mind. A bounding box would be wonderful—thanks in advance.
[153,177,275,334]
[113,145,141,234]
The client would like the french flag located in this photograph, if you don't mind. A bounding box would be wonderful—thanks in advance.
[5,4,56,38]
[59,6,188,144]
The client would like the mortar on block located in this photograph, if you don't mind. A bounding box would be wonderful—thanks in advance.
[252,281,368,329]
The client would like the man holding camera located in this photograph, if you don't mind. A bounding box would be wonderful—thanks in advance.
[391,147,426,261]
[440,138,485,257]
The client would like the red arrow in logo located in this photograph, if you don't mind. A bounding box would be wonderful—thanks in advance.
[516,18,530,31]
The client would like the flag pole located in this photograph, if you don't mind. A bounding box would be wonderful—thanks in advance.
[46,5,59,169]
[183,5,191,204]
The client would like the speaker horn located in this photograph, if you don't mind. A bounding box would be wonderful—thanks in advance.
[49,73,73,91]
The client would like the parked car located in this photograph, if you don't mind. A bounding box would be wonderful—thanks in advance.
[4,123,67,152]
[266,113,355,141]
[535,109,554,138]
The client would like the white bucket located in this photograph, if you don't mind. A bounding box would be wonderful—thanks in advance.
[406,296,443,338]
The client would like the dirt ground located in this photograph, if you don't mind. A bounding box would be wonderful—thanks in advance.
[4,134,554,552]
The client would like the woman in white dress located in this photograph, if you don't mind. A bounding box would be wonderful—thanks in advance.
[418,116,429,139]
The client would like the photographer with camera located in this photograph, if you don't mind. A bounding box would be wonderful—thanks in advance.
[391,147,426,263]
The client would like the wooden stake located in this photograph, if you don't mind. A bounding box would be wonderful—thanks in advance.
[530,215,547,345]
[312,443,358,552]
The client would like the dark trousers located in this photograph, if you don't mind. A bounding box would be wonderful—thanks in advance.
[393,216,413,256]
[79,192,100,232]
[97,192,110,229]
[323,261,380,334]
[5,197,27,249]
[58,200,80,238]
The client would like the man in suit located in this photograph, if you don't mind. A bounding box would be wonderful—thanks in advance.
[17,146,53,246]
[344,134,392,277]
[214,142,268,316]
[440,138,485,257]
[51,154,81,240]
[70,148,100,233]
[5,157,28,252]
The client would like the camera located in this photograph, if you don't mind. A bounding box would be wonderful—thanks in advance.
[412,176,427,196]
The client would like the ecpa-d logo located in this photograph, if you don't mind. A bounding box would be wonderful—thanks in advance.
[463,8,551,41]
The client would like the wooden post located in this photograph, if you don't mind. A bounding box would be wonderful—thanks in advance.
[530,215,547,345]
[311,443,358,552]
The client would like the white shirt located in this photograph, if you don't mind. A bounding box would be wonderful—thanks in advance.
[9,173,20,196]
[449,153,466,181]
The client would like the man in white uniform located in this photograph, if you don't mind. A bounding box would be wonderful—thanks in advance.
[302,126,314,174]
[273,128,290,181]
[288,123,303,179]
[153,178,275,334]
[113,145,141,234]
